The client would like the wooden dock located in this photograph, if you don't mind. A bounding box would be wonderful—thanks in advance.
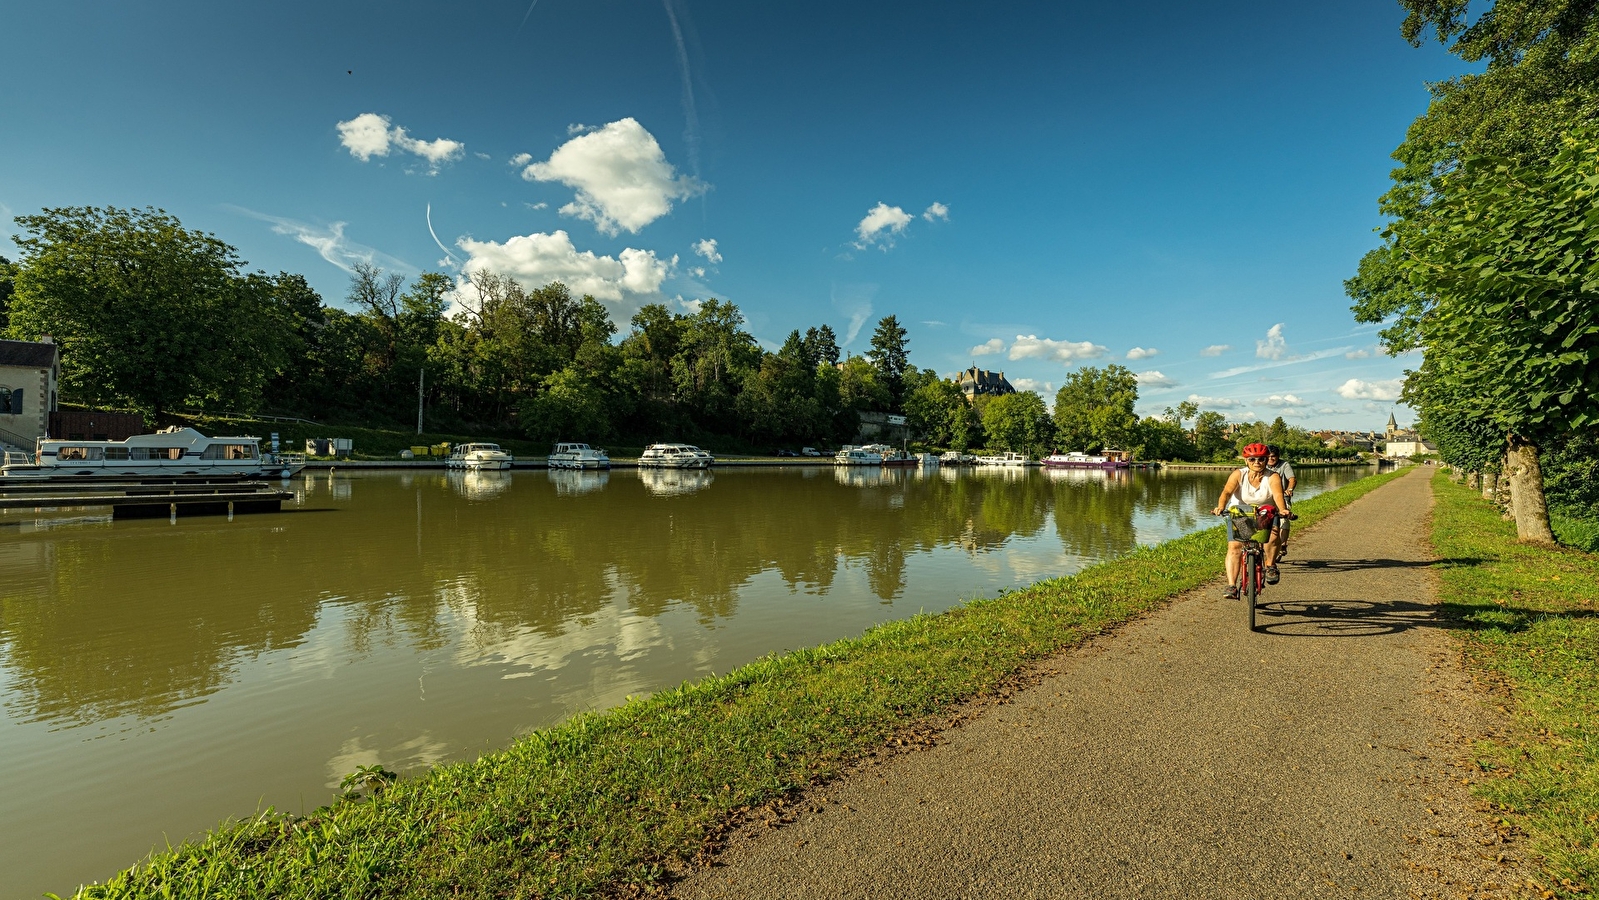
[0,479,292,518]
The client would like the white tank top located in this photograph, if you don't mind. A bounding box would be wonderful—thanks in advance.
[1228,466,1275,509]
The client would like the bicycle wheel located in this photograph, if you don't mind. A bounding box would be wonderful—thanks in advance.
[1245,550,1259,631]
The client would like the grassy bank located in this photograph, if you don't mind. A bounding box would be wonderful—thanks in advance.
[70,468,1408,900]
[1431,473,1598,898]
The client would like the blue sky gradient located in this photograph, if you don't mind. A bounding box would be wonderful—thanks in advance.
[0,1,1466,429]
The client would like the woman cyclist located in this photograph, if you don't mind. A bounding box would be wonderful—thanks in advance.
[1211,442,1289,599]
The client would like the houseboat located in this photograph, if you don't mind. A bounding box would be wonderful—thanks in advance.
[637,443,714,469]
[974,451,1031,466]
[446,442,514,471]
[0,427,306,479]
[939,451,976,465]
[833,445,884,466]
[1041,450,1133,470]
[548,442,610,470]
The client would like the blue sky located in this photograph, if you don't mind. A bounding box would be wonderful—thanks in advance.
[0,1,1465,430]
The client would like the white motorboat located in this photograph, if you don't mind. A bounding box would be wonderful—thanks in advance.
[939,451,976,465]
[548,442,610,469]
[638,443,714,469]
[974,451,1031,466]
[0,427,307,479]
[447,442,514,470]
[833,445,884,466]
[1041,450,1131,470]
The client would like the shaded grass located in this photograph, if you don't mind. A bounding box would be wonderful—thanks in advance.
[1551,511,1599,554]
[1430,473,1599,898]
[69,469,1408,900]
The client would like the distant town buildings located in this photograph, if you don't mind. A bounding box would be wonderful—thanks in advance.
[0,337,59,450]
[954,366,1015,400]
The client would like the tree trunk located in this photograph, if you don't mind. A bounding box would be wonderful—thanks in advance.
[1482,470,1498,502]
[1505,434,1556,545]
[1466,471,1480,490]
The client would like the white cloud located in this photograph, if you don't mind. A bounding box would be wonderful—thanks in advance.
[831,283,877,346]
[509,152,532,167]
[522,118,706,235]
[1255,393,1310,407]
[1336,378,1404,401]
[1126,347,1159,360]
[970,338,1006,357]
[1345,348,1371,359]
[474,152,491,160]
[1008,334,1108,363]
[854,203,913,249]
[693,238,722,264]
[1256,323,1288,360]
[228,205,410,275]
[456,230,672,314]
[525,201,548,211]
[1012,378,1054,394]
[922,202,949,222]
[922,320,948,327]
[336,112,465,173]
[1315,406,1353,416]
[567,123,595,135]
[1136,370,1176,388]
[1200,344,1232,357]
[1187,393,1243,410]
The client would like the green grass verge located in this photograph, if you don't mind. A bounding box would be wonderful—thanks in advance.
[69,468,1408,900]
[1430,473,1599,898]
[1551,511,1599,554]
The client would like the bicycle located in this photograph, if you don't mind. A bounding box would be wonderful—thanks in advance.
[1224,505,1278,632]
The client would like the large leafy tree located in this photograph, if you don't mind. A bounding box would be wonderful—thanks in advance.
[1382,136,1599,542]
[981,391,1054,457]
[1052,365,1139,452]
[0,255,16,332]
[6,206,297,419]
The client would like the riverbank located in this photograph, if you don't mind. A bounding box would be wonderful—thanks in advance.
[1430,472,1598,897]
[73,468,1407,899]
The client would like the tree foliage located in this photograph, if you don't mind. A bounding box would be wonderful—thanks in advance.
[1052,365,1139,452]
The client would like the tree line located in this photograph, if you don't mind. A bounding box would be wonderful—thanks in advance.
[1345,0,1599,544]
[2,206,1352,462]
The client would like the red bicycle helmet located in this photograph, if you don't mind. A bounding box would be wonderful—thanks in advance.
[1242,442,1269,459]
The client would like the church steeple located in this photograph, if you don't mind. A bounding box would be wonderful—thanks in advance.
[1386,412,1398,438]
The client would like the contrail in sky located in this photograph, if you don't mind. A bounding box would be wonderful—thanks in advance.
[662,0,701,179]
[426,204,459,266]
[516,0,540,36]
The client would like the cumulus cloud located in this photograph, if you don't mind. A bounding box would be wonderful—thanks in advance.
[970,338,1005,357]
[1200,344,1231,357]
[1126,347,1159,360]
[336,112,465,173]
[509,152,532,167]
[923,202,949,222]
[1255,393,1310,407]
[521,118,706,235]
[1345,348,1372,359]
[1008,334,1108,363]
[456,230,672,313]
[1136,370,1177,388]
[1256,323,1288,360]
[1012,378,1054,394]
[1187,393,1243,410]
[693,238,721,264]
[1336,378,1404,401]
[854,202,913,249]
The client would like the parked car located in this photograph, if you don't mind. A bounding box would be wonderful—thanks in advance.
[800,447,821,457]
[776,449,797,457]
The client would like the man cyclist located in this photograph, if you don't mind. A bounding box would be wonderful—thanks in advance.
[1267,445,1296,559]
[1211,442,1289,599]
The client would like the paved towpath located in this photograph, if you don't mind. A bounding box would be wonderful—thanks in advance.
[673,468,1522,899]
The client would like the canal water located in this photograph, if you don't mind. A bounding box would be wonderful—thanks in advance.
[0,464,1369,897]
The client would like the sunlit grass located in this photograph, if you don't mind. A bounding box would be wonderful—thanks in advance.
[1431,473,1599,898]
[67,469,1407,900]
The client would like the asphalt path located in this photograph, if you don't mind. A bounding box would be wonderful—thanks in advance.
[672,468,1524,899]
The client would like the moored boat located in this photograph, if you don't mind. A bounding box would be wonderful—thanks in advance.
[447,442,514,471]
[939,451,976,465]
[833,445,884,466]
[1040,450,1132,470]
[0,427,306,480]
[871,445,918,467]
[638,443,714,469]
[548,442,610,470]
[974,451,1031,466]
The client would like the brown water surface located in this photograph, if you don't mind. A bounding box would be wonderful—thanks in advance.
[0,464,1368,897]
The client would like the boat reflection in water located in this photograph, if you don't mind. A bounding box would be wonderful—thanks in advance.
[638,467,714,497]
[1043,466,1134,486]
[548,468,609,495]
[834,465,892,488]
[451,470,513,501]
[969,463,1032,482]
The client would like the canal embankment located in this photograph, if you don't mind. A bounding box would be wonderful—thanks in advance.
[71,467,1412,899]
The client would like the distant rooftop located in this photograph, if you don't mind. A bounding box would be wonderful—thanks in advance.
[0,338,58,369]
